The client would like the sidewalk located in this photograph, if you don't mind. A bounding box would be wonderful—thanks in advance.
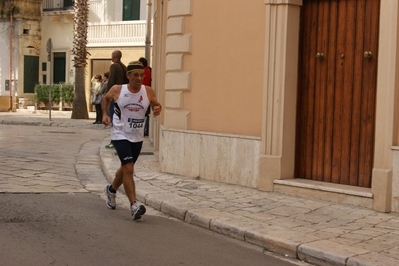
[2,110,399,266]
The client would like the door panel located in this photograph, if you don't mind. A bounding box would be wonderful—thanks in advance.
[295,0,380,188]
[24,56,39,93]
[53,52,66,83]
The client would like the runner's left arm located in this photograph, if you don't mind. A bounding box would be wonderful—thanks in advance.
[146,86,162,116]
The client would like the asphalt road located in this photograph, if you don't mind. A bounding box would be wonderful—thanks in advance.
[0,124,308,266]
[0,193,307,266]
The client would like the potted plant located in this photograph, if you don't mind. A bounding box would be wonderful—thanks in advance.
[51,84,61,109]
[34,84,50,109]
[60,83,74,109]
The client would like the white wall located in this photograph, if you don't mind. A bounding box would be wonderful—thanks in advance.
[0,20,18,97]
[40,16,74,85]
[89,0,147,22]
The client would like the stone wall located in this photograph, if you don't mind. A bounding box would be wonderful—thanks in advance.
[160,127,261,188]
[392,148,399,212]
[0,96,18,112]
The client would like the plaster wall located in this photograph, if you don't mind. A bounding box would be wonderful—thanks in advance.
[185,0,265,137]
[40,15,74,86]
[163,0,265,137]
[0,20,18,97]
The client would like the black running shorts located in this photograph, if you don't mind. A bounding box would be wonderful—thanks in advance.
[112,139,143,165]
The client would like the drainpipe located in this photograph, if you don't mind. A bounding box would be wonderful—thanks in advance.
[8,5,14,111]
[145,0,152,64]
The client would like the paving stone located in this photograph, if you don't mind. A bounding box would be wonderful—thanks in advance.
[347,252,399,266]
[268,217,313,229]
[245,226,311,259]
[298,239,369,266]
[210,218,246,241]
[185,208,213,229]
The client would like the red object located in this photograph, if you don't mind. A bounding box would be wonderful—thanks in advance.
[142,66,152,86]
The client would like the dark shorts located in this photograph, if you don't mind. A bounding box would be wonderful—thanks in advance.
[112,140,143,165]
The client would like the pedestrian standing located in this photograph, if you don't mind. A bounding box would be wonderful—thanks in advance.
[138,57,152,136]
[104,50,129,148]
[91,74,102,124]
[102,61,162,220]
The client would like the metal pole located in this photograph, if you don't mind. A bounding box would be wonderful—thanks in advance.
[145,0,152,64]
[8,5,14,111]
[47,38,52,121]
[48,66,52,121]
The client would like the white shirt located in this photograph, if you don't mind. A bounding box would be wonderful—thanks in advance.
[111,84,150,142]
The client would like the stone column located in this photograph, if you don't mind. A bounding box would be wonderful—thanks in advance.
[258,0,302,191]
[372,1,399,212]
[164,0,192,130]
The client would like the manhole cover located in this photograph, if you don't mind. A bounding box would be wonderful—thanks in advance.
[44,131,76,134]
[140,152,154,155]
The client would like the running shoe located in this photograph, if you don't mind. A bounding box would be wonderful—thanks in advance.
[104,185,116,209]
[105,143,114,149]
[131,202,146,220]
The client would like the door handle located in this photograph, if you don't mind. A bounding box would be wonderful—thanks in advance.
[364,51,372,58]
[316,53,324,59]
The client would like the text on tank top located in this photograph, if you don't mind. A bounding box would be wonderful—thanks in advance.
[112,84,150,141]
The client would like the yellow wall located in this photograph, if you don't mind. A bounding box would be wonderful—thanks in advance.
[183,0,265,137]
[0,97,10,112]
[85,47,146,111]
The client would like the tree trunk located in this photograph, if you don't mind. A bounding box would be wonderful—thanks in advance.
[71,67,89,119]
[71,0,89,119]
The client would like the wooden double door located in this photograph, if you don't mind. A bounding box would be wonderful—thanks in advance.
[295,0,380,188]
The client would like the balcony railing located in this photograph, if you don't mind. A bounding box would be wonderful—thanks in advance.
[87,21,149,47]
[43,0,74,11]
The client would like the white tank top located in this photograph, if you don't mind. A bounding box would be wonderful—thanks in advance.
[111,84,150,142]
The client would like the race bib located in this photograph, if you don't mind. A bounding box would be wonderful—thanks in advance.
[125,118,145,133]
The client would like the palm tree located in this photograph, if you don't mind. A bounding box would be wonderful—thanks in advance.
[71,0,89,119]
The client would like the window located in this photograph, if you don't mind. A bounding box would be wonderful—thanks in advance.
[123,0,140,21]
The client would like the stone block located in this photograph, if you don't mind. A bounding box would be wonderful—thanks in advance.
[166,34,192,53]
[165,91,182,108]
[166,54,184,71]
[167,17,185,35]
[165,71,191,91]
[168,0,192,17]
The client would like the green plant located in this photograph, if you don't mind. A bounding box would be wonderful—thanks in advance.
[35,83,74,105]
[34,84,50,103]
[60,83,74,103]
[51,84,61,104]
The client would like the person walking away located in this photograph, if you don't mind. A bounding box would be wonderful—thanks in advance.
[102,61,162,220]
[105,50,129,148]
[100,71,109,96]
[91,74,102,124]
[93,71,109,125]
[138,57,152,136]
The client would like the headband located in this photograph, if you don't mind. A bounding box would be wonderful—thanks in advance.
[127,61,144,73]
